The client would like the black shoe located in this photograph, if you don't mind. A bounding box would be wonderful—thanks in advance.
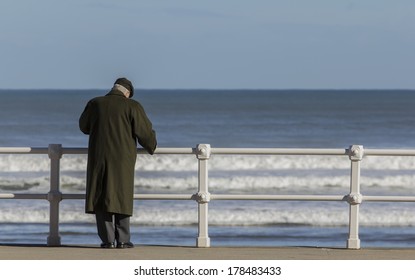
[100,242,115,248]
[117,242,134,249]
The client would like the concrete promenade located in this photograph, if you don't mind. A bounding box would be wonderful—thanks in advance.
[1,245,415,260]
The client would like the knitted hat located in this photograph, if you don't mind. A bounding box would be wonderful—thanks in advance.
[114,77,134,97]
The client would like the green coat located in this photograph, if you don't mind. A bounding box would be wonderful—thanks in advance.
[79,90,157,216]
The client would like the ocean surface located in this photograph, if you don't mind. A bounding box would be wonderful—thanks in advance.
[1,89,415,248]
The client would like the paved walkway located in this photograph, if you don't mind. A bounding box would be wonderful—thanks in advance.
[1,245,415,260]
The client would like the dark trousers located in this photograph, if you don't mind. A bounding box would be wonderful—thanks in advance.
[95,211,131,244]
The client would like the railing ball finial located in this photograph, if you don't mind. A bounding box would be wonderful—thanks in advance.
[194,192,211,204]
[346,193,363,205]
[196,144,211,160]
[349,145,364,161]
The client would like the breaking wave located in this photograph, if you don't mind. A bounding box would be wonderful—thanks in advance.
[1,153,415,228]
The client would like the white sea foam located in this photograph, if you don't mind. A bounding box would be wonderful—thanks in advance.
[3,173,415,195]
[1,201,414,227]
[1,154,415,194]
[2,153,415,172]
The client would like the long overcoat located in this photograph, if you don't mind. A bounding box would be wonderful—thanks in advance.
[79,89,157,216]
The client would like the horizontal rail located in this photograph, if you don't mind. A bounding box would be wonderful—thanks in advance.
[363,196,415,202]
[0,147,197,155]
[211,147,348,156]
[211,194,346,201]
[5,194,415,203]
[3,146,415,157]
[0,193,346,201]
[0,147,49,154]
[64,147,196,155]
[65,147,197,155]
[134,194,194,200]
[142,147,196,155]
[61,194,85,199]
[364,149,415,156]
[0,193,47,199]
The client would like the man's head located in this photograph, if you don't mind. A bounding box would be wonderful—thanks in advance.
[113,77,134,98]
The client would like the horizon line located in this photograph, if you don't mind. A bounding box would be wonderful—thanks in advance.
[1,88,415,91]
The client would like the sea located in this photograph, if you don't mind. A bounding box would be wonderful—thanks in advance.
[1,89,415,248]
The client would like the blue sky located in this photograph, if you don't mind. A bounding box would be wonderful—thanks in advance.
[1,0,414,89]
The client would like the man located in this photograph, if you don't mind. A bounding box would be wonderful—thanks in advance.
[79,77,157,249]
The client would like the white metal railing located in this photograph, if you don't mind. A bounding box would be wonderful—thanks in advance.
[1,144,415,249]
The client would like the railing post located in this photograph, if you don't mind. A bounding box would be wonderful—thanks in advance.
[346,145,364,249]
[195,144,211,247]
[47,144,63,246]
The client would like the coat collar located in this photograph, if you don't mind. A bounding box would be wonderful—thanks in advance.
[106,89,127,98]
